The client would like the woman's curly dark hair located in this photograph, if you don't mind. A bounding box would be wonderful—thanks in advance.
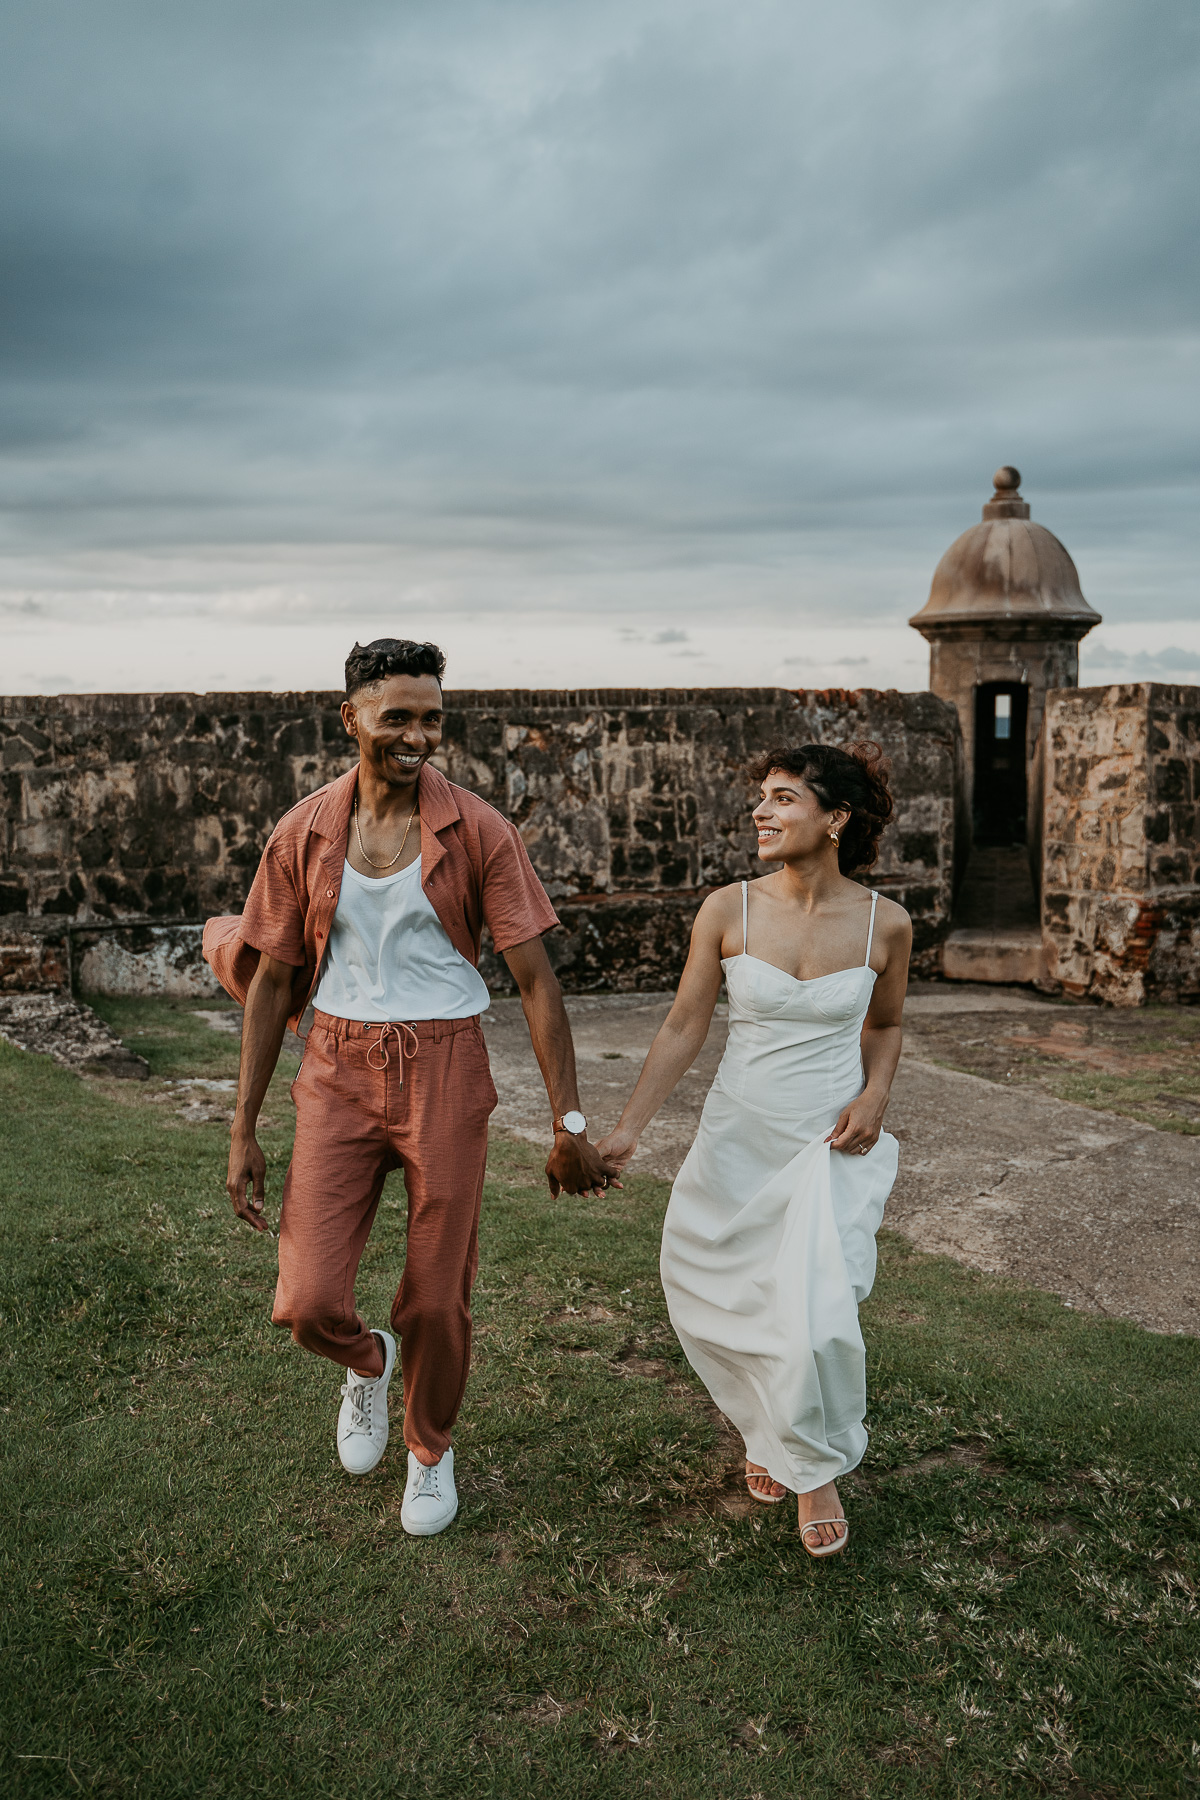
[747,740,894,874]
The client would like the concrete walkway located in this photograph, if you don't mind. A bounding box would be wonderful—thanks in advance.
[481,985,1200,1337]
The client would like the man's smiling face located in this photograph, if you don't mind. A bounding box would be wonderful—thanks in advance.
[341,673,444,795]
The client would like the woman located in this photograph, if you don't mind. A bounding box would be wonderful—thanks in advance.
[597,742,910,1557]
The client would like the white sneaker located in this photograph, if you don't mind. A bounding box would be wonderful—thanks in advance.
[401,1447,458,1537]
[336,1330,396,1475]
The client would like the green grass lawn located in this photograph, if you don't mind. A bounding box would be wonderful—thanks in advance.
[2,1026,1199,1799]
[82,993,278,1083]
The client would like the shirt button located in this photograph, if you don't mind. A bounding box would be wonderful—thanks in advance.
[326,887,335,897]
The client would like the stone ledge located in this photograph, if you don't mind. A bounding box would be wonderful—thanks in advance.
[942,927,1050,988]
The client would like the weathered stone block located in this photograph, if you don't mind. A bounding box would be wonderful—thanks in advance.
[73,923,219,998]
[0,914,71,994]
[1038,684,1200,1003]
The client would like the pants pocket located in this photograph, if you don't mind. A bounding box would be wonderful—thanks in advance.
[456,1027,498,1116]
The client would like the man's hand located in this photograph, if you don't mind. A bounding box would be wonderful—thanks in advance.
[226,1127,270,1232]
[545,1131,621,1199]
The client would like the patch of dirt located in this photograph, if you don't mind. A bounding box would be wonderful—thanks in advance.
[517,1693,583,1729]
[160,1077,238,1123]
[191,1009,243,1036]
[1028,1515,1081,1539]
[604,1552,690,1592]
[872,1743,928,1768]
[140,1078,266,1126]
[903,1000,1200,1134]
[1003,1022,1172,1078]
[611,1351,672,1380]
[733,1715,771,1752]
[545,1302,616,1323]
[878,1441,1006,1481]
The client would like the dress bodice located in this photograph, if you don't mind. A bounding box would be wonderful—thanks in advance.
[715,883,878,1122]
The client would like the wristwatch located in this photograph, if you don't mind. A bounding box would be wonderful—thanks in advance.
[553,1110,588,1136]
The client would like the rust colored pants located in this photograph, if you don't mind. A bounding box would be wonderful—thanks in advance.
[272,1010,497,1458]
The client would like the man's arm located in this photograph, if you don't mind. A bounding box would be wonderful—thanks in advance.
[502,935,614,1199]
[225,952,296,1231]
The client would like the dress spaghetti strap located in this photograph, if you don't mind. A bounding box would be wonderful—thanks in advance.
[741,880,749,956]
[864,890,879,967]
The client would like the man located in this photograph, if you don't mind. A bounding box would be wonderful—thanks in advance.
[203,638,614,1538]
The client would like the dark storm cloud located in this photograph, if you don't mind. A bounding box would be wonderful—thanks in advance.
[1,0,1198,615]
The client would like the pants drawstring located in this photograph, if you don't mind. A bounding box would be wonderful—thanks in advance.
[365,1021,420,1075]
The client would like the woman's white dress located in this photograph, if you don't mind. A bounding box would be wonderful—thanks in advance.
[660,882,898,1496]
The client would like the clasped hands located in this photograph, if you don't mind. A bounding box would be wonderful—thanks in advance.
[544,1129,624,1199]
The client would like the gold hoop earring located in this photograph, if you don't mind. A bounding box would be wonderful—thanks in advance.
[829,829,840,845]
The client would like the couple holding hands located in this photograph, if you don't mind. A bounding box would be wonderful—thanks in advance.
[205,638,910,1554]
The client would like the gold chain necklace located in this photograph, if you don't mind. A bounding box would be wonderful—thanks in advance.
[353,797,418,871]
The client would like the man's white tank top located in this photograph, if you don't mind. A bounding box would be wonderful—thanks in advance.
[313,858,491,1023]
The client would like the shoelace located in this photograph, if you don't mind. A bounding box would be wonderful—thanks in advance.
[339,1373,373,1434]
[411,1463,442,1501]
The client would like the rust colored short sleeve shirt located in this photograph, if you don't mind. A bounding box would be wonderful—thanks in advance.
[239,845,309,969]
[477,824,559,954]
[204,763,559,1029]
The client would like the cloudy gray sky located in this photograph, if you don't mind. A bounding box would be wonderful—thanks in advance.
[2,0,1198,693]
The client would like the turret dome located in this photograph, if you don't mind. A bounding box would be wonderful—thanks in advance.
[909,468,1101,635]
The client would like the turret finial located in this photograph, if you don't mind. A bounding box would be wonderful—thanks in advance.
[983,464,1030,520]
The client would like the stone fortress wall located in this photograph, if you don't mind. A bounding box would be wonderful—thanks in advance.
[0,685,964,999]
[1033,683,1200,1005]
[6,472,1195,1010]
[3,680,1195,1007]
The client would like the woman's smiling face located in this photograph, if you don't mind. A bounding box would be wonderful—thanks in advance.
[751,769,849,864]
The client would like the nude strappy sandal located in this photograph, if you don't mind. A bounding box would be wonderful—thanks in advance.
[744,1462,788,1504]
[799,1516,850,1558]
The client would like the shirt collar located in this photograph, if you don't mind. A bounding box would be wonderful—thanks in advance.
[310,765,358,842]
[309,759,461,842]
[414,761,462,833]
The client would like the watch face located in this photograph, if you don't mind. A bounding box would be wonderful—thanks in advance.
[560,1110,587,1135]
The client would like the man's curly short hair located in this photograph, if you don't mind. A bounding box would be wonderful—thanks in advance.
[344,638,446,698]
